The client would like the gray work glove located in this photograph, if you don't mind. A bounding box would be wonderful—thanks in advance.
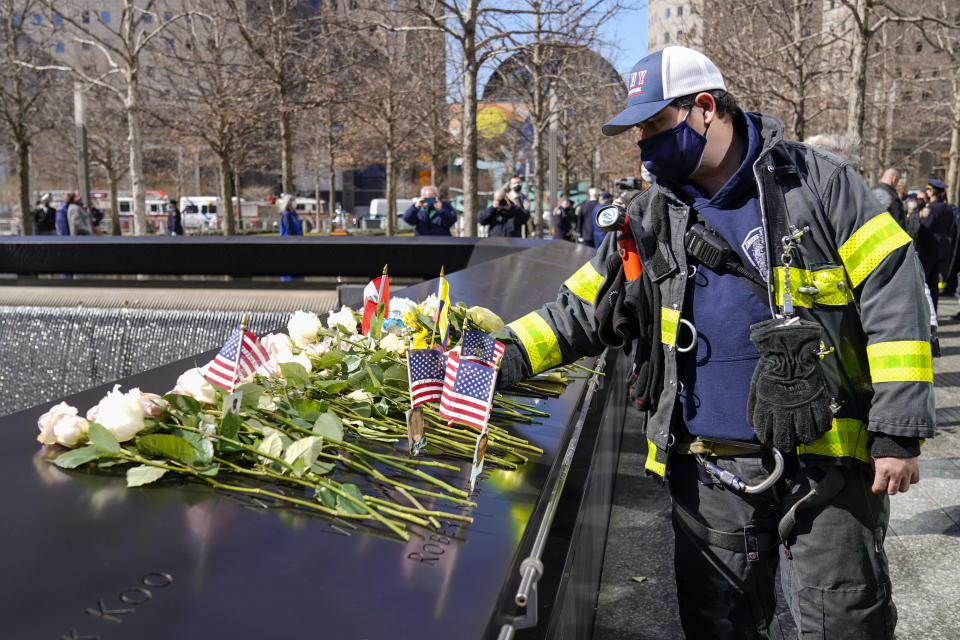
[746,317,834,451]
[496,341,530,389]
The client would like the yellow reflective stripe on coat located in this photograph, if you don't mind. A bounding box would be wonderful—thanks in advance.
[564,261,604,304]
[772,266,854,308]
[866,340,933,383]
[645,439,667,476]
[797,418,870,463]
[506,311,562,374]
[838,212,911,288]
[661,307,680,345]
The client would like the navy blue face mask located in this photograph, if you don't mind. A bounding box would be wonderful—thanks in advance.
[637,110,708,182]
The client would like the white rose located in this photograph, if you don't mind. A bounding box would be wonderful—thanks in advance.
[379,333,405,354]
[261,332,295,357]
[276,350,313,375]
[326,305,358,334]
[388,297,417,318]
[174,367,219,404]
[37,402,90,447]
[346,389,373,403]
[417,293,440,317]
[288,310,323,346]
[88,385,146,442]
[139,392,167,418]
[302,336,333,357]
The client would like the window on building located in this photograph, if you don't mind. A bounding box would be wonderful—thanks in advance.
[665,8,670,18]
[164,11,173,21]
[55,41,65,53]
[32,14,42,25]
[915,41,922,52]
[53,13,63,27]
[678,6,683,16]
[13,13,21,27]
[101,11,110,23]
[677,30,683,37]
[165,38,174,51]
[81,42,90,50]
[81,10,89,23]
[664,32,670,43]
[142,13,153,23]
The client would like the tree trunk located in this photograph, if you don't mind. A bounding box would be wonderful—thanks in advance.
[16,140,31,235]
[460,2,479,237]
[327,113,336,224]
[844,0,869,161]
[385,128,396,237]
[946,71,960,206]
[126,78,147,235]
[109,167,121,236]
[219,153,235,236]
[280,95,294,194]
[233,160,242,232]
[314,168,322,232]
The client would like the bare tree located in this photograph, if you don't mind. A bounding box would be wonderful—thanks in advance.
[223,0,326,196]
[0,0,60,234]
[34,1,189,235]
[86,84,128,235]
[161,2,264,236]
[918,2,960,202]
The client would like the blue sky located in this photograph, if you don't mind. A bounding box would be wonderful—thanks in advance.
[599,3,648,76]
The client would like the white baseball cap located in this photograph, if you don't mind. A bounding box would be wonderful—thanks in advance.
[602,46,726,136]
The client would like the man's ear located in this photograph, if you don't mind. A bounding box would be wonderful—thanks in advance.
[694,92,718,126]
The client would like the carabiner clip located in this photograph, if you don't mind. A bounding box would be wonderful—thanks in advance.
[695,447,784,494]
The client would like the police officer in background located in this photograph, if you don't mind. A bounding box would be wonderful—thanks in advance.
[497,46,931,638]
[552,198,577,241]
[916,178,953,310]
[576,188,599,246]
[165,198,184,236]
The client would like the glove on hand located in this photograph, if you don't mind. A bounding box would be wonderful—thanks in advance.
[746,317,833,451]
[496,342,530,389]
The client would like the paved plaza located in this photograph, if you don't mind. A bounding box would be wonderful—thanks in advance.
[595,297,960,639]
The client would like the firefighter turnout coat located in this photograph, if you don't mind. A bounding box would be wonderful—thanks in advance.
[505,113,935,476]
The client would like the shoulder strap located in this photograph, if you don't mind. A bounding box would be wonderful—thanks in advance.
[689,209,770,303]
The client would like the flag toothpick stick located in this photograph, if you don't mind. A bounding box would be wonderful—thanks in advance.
[429,266,444,348]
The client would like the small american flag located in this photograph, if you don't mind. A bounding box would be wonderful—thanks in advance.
[407,348,446,408]
[439,351,497,430]
[460,329,505,365]
[203,325,271,391]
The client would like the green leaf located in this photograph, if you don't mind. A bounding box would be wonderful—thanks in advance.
[315,380,349,395]
[366,364,384,387]
[631,576,648,583]
[235,383,264,408]
[244,418,266,433]
[284,436,322,470]
[176,430,214,466]
[313,411,343,443]
[163,393,201,414]
[279,362,309,387]
[137,434,199,466]
[368,349,388,364]
[347,369,370,389]
[257,431,284,463]
[88,423,121,454]
[220,412,241,440]
[315,351,345,369]
[311,460,336,475]
[336,323,355,335]
[337,483,367,515]
[126,465,167,487]
[383,364,408,388]
[344,355,363,373]
[52,445,104,469]
[197,464,220,476]
[315,485,336,508]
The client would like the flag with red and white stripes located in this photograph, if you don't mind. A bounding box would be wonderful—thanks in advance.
[203,325,271,391]
[438,350,497,431]
[407,348,446,408]
[460,329,504,366]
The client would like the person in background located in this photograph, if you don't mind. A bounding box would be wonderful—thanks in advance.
[576,188,600,246]
[402,185,457,236]
[279,195,303,236]
[507,175,526,211]
[31,194,57,235]
[166,198,183,236]
[55,194,71,236]
[872,168,906,229]
[916,178,953,310]
[591,191,614,249]
[67,192,92,236]
[552,198,577,241]
[479,189,529,237]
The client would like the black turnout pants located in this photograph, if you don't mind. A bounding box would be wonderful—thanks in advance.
[668,454,895,639]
